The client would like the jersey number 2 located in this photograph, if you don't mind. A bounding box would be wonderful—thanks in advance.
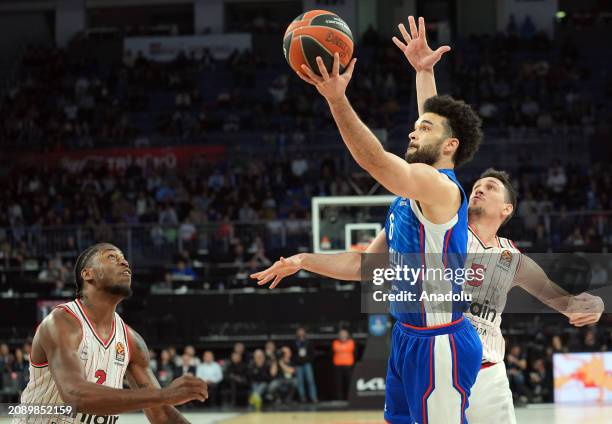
[95,369,107,385]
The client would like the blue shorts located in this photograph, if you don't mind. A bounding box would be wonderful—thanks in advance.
[384,317,482,424]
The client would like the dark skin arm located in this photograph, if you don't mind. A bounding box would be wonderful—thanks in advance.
[36,308,207,416]
[126,326,195,424]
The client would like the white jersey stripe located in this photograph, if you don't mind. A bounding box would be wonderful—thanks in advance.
[464,230,521,364]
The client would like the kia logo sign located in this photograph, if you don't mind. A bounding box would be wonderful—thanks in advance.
[356,377,386,392]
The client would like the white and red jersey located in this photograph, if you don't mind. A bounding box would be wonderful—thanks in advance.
[463,227,522,364]
[14,299,131,424]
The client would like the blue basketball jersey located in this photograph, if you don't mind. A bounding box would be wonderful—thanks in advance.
[384,169,469,327]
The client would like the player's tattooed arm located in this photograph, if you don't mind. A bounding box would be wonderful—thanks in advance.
[126,327,207,424]
[392,16,450,115]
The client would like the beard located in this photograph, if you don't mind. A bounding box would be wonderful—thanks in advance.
[102,283,133,298]
[468,205,485,217]
[405,139,444,165]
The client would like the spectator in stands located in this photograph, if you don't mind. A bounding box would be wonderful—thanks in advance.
[178,217,198,255]
[225,351,249,406]
[148,349,158,374]
[528,358,551,403]
[0,343,12,372]
[22,343,31,362]
[11,348,29,390]
[196,351,223,406]
[547,335,567,358]
[268,346,297,403]
[248,349,277,411]
[582,329,601,352]
[156,349,175,387]
[183,345,200,367]
[232,342,247,361]
[168,257,196,282]
[158,203,179,225]
[248,237,271,270]
[546,161,568,199]
[506,345,530,404]
[332,329,355,401]
[264,341,277,365]
[294,327,318,403]
[175,353,196,378]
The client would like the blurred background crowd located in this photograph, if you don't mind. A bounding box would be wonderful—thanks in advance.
[0,0,610,412]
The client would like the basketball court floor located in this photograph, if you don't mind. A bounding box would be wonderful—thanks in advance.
[2,405,610,423]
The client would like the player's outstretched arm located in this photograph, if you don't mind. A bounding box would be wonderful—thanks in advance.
[513,254,604,326]
[392,16,450,115]
[251,229,388,288]
[126,326,203,424]
[40,308,206,416]
[299,54,459,207]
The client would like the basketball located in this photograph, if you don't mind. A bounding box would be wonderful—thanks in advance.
[283,10,354,76]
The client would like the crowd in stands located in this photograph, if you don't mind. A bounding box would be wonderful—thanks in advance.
[450,24,607,135]
[1,325,610,406]
[2,18,610,153]
[504,327,611,405]
[1,157,612,274]
[141,327,350,410]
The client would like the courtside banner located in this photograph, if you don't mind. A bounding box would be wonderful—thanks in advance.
[18,145,226,172]
[360,253,611,315]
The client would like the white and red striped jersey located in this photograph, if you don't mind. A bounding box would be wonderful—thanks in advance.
[14,299,131,424]
[463,226,522,364]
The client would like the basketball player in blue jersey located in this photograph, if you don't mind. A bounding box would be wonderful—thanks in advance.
[252,26,485,424]
[394,16,604,424]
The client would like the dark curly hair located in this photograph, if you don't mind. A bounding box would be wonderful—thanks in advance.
[423,95,483,167]
[74,242,116,298]
[478,168,517,226]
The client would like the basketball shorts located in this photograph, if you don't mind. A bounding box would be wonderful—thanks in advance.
[384,317,482,424]
[467,361,516,424]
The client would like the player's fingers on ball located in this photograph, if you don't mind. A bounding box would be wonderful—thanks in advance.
[398,23,411,43]
[299,65,318,81]
[332,52,340,76]
[408,16,418,39]
[346,58,357,76]
[316,56,329,79]
[296,71,314,85]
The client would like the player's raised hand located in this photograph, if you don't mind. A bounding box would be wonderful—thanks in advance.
[565,292,604,327]
[250,254,302,289]
[392,16,450,73]
[297,52,357,104]
[162,375,208,405]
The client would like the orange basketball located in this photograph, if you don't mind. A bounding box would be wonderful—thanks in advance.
[283,10,354,76]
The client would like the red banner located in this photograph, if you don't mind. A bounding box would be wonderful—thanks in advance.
[20,145,226,172]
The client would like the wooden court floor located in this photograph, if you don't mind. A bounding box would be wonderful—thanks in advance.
[221,410,385,424]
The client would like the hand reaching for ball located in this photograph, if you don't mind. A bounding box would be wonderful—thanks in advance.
[297,52,357,104]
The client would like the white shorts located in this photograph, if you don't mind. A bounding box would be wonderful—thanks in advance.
[466,362,516,424]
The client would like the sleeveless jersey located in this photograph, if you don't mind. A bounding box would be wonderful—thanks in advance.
[463,227,522,363]
[384,169,469,327]
[14,299,131,424]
